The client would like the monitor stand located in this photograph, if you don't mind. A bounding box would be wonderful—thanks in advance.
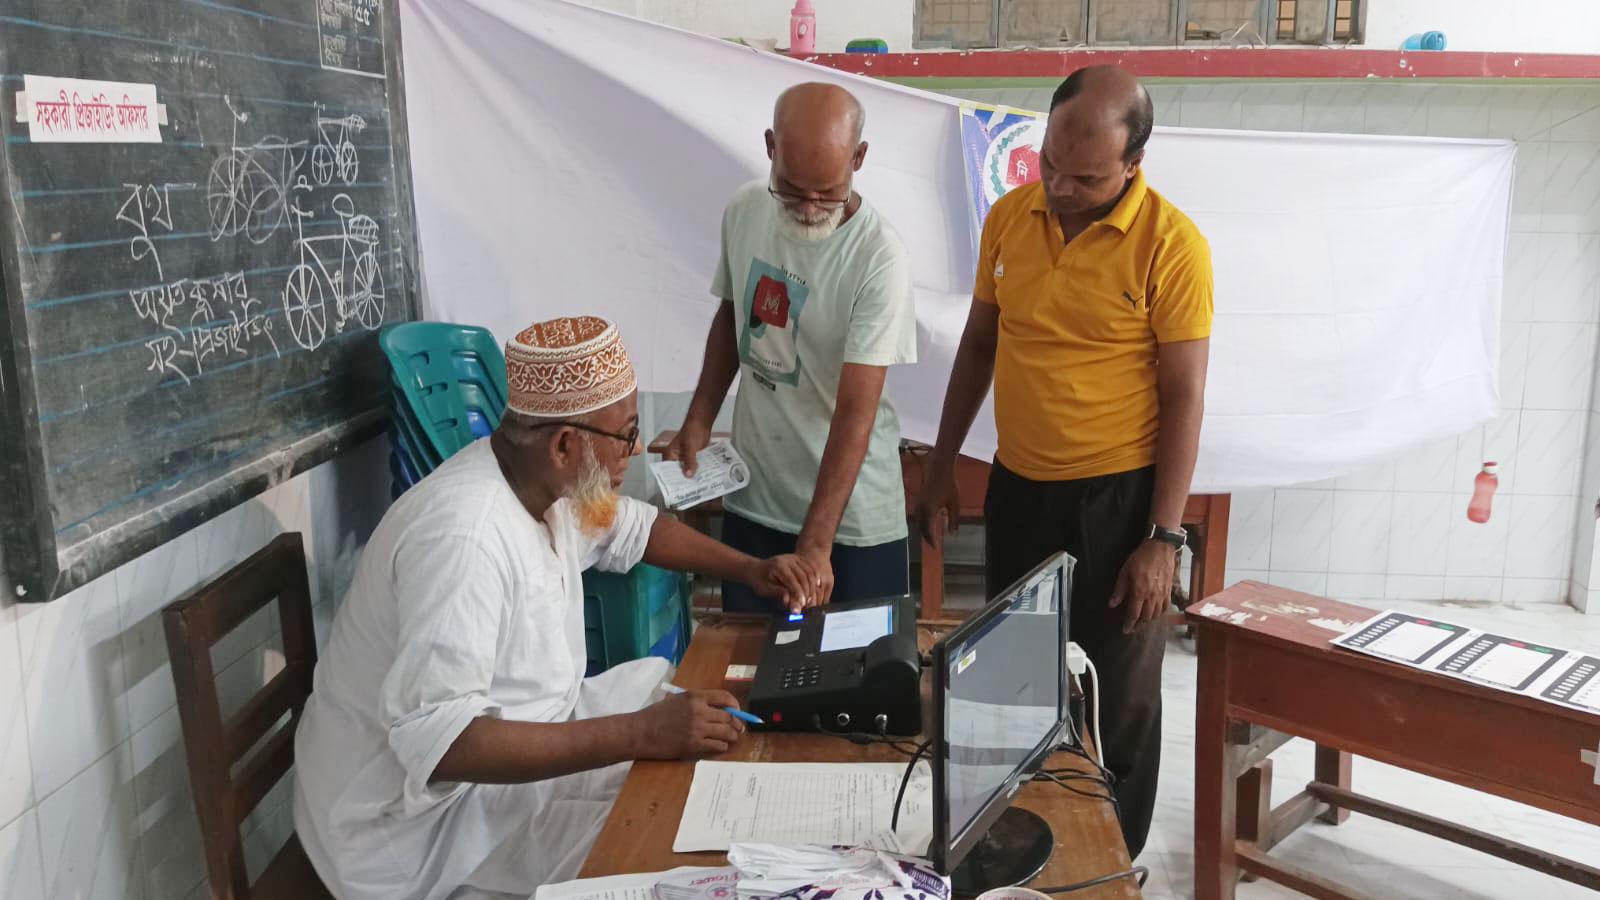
[950,807,1054,897]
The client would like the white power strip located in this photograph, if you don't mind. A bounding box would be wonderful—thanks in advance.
[1066,640,1088,676]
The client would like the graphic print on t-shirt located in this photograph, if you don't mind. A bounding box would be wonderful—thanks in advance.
[738,258,809,387]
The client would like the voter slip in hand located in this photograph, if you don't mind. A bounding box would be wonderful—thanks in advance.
[650,439,750,510]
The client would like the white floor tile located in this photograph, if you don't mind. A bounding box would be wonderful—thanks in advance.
[15,574,129,803]
[0,811,44,900]
[36,743,141,900]
[0,602,34,828]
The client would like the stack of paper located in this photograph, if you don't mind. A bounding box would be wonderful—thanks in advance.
[535,867,730,900]
[729,844,901,896]
[727,843,950,900]
[672,761,933,854]
[654,867,739,900]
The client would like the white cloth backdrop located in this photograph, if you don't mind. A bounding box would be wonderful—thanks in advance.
[398,0,1513,492]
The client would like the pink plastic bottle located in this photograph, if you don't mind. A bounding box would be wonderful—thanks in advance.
[1467,462,1499,523]
[789,0,816,56]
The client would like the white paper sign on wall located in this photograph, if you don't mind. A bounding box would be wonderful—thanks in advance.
[18,74,164,143]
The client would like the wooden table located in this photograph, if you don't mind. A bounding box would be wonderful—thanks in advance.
[1188,582,1600,899]
[579,615,1141,898]
[647,432,1231,620]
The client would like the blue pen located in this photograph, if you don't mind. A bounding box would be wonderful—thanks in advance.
[662,683,764,726]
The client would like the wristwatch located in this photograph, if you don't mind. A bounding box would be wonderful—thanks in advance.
[1147,524,1188,550]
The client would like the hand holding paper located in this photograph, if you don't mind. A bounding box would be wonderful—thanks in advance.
[651,439,750,509]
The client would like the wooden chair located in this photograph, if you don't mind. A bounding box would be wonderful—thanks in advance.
[163,532,334,900]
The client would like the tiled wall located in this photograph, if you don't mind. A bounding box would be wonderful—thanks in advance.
[0,438,388,899]
[938,80,1600,609]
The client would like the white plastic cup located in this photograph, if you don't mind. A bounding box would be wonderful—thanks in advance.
[975,888,1055,900]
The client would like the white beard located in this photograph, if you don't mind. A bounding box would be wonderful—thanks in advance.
[776,201,846,242]
[565,442,620,535]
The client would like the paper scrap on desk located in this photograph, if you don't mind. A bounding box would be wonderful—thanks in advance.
[535,867,728,900]
[651,439,750,509]
[673,761,933,854]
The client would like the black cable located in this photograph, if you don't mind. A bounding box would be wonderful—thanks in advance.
[1032,772,1116,803]
[1034,764,1122,826]
[1055,736,1117,789]
[890,739,931,833]
[1034,866,1149,894]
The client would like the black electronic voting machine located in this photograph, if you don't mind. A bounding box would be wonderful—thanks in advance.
[746,595,922,736]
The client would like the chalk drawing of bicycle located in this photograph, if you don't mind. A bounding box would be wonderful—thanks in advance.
[311,106,366,187]
[281,193,385,351]
[206,119,308,245]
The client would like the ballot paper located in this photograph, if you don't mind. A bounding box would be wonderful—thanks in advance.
[672,761,933,854]
[1431,632,1567,693]
[1537,654,1600,715]
[1331,612,1599,713]
[1332,611,1472,666]
[535,867,730,900]
[651,439,750,509]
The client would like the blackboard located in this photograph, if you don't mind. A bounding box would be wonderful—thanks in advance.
[0,0,419,601]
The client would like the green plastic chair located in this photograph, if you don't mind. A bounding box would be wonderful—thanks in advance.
[380,322,510,469]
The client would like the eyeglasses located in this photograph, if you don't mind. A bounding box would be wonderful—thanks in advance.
[525,417,640,449]
[768,186,850,211]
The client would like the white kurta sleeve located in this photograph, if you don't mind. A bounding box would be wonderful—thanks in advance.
[380,532,508,816]
[582,496,659,573]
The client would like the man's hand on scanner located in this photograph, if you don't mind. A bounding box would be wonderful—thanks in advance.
[749,553,823,612]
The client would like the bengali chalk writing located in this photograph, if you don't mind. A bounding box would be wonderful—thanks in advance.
[129,272,281,385]
[317,0,384,77]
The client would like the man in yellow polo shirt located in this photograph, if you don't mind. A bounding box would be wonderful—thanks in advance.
[917,66,1211,858]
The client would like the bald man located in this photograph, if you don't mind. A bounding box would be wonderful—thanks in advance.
[918,67,1212,857]
[666,82,916,612]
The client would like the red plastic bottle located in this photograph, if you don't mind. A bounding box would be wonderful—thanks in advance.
[1467,462,1499,523]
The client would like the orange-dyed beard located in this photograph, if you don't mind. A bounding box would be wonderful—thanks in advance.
[568,442,620,534]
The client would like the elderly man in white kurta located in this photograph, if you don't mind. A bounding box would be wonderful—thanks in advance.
[293,317,819,900]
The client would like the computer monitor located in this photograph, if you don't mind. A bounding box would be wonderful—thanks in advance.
[929,552,1074,896]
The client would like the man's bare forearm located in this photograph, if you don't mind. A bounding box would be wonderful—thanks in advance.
[684,301,740,428]
[643,514,758,587]
[798,363,886,552]
[432,713,639,785]
[1149,339,1209,530]
[928,301,1000,471]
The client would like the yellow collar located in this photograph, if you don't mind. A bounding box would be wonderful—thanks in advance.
[1028,169,1148,234]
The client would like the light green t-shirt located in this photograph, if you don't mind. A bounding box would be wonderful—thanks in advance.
[710,180,917,546]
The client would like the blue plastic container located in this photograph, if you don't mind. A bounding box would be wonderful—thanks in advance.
[1401,31,1447,51]
[582,564,692,676]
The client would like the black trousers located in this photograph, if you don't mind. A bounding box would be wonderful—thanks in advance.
[983,461,1166,859]
[719,512,911,613]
